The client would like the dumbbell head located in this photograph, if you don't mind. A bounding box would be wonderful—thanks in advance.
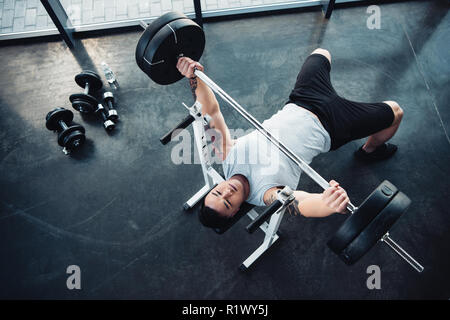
[95,104,115,132]
[103,119,115,131]
[69,93,98,114]
[46,107,86,151]
[107,109,118,122]
[103,91,114,102]
[57,124,86,149]
[74,71,103,91]
[103,92,119,121]
[46,108,74,131]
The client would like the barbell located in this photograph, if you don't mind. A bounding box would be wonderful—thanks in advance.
[135,11,424,272]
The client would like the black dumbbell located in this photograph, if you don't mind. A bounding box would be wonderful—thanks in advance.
[46,108,86,153]
[95,104,115,132]
[103,92,119,122]
[69,71,103,114]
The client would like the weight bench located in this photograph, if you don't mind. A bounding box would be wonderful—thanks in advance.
[161,101,293,270]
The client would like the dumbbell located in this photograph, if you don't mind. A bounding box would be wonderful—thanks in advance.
[69,71,103,114]
[103,92,119,122]
[95,104,115,132]
[46,108,86,153]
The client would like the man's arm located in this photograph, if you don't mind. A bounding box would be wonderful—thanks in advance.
[263,180,349,218]
[177,57,234,159]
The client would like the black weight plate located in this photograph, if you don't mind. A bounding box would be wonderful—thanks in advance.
[75,71,103,91]
[46,108,73,131]
[58,124,85,147]
[73,100,95,113]
[136,11,187,71]
[70,93,98,113]
[70,93,98,105]
[339,191,411,265]
[107,110,119,122]
[63,130,86,150]
[139,18,205,85]
[328,180,398,255]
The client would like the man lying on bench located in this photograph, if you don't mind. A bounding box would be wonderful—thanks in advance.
[176,49,402,228]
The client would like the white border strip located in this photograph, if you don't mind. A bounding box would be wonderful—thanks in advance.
[201,0,320,18]
[0,0,361,41]
[0,28,59,40]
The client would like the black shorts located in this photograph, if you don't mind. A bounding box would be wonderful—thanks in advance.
[287,54,395,150]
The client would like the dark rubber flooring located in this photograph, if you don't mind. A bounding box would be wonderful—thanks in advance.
[0,0,449,299]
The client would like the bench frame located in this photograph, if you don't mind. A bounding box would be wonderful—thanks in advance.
[182,101,286,270]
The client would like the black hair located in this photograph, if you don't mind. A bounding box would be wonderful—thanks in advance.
[198,200,230,229]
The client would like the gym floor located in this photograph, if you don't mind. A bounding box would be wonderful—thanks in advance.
[0,0,449,300]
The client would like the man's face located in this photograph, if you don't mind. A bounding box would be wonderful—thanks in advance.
[204,179,246,218]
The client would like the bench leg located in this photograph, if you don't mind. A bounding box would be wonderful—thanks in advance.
[241,234,280,270]
[241,210,285,269]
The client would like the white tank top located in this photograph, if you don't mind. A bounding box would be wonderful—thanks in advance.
[222,103,331,206]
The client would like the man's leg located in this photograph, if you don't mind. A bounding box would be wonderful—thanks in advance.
[288,48,335,102]
[311,48,332,64]
[362,101,404,153]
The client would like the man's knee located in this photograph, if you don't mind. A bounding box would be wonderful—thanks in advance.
[383,100,403,125]
[311,48,331,64]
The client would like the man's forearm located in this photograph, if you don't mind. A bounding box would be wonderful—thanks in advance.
[265,183,348,218]
[296,193,336,218]
[188,76,233,159]
[189,76,220,116]
[272,191,336,218]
